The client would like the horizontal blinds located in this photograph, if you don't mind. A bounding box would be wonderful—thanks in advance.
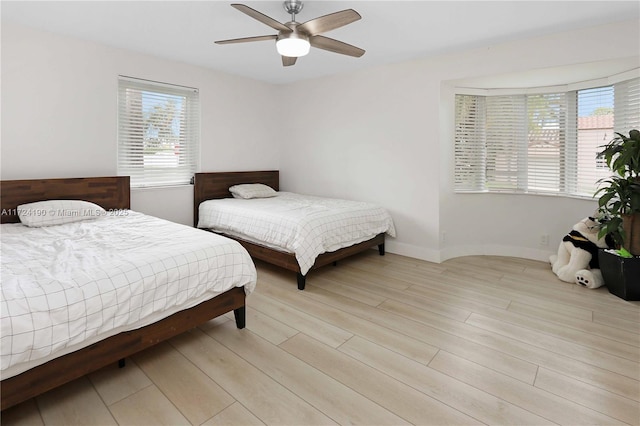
[454,76,638,198]
[576,86,615,195]
[526,93,566,194]
[614,77,640,136]
[485,95,527,192]
[118,77,200,188]
[454,95,486,191]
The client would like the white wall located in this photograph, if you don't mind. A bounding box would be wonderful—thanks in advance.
[279,20,640,262]
[3,20,639,264]
[280,64,443,261]
[1,22,280,226]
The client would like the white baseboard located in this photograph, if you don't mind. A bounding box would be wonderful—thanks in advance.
[384,240,442,263]
[439,244,555,263]
[384,240,555,264]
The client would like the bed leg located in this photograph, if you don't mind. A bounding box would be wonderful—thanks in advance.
[118,358,125,368]
[297,273,306,290]
[378,243,385,256]
[233,306,246,329]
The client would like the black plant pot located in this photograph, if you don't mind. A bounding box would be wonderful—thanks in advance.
[598,249,640,301]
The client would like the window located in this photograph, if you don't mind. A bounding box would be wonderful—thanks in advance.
[454,75,639,198]
[118,76,200,188]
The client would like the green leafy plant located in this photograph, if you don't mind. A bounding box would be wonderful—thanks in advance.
[595,176,640,243]
[595,129,640,251]
[597,129,640,177]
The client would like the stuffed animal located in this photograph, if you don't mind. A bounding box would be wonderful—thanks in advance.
[549,216,615,289]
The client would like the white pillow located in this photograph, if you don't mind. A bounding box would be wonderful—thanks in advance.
[17,200,106,227]
[229,183,277,199]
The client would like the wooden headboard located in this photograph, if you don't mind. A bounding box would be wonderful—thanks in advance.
[193,171,279,227]
[1,176,131,224]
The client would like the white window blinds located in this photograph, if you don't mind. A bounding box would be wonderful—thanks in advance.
[118,76,200,188]
[454,76,639,198]
[614,77,640,134]
[485,95,527,192]
[575,86,615,194]
[454,95,486,191]
[526,93,567,194]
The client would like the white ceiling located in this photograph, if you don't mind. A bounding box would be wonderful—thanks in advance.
[2,1,639,85]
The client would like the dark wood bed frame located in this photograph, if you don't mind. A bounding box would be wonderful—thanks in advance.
[193,171,385,290]
[0,176,247,411]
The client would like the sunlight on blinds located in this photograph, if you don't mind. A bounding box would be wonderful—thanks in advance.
[485,95,526,192]
[453,76,638,199]
[454,95,486,191]
[615,78,640,134]
[527,93,566,193]
[118,77,200,188]
[577,87,614,195]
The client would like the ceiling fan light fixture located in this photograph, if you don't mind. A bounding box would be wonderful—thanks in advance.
[276,33,310,57]
[217,2,365,66]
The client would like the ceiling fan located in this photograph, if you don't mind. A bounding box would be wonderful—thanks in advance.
[215,0,365,67]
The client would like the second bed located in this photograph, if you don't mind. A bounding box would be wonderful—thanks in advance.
[194,171,395,289]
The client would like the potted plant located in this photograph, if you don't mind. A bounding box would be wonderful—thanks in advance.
[595,129,640,300]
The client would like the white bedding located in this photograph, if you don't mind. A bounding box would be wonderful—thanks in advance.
[1,211,256,379]
[197,192,396,275]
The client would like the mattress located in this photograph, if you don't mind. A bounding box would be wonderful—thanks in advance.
[198,192,396,274]
[1,211,256,379]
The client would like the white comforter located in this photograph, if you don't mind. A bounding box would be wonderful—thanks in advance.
[1,211,256,378]
[198,192,396,275]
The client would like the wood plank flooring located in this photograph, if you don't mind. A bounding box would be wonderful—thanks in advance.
[2,252,639,425]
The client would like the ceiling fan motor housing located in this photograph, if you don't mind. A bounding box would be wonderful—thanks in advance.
[279,21,308,39]
[277,29,308,43]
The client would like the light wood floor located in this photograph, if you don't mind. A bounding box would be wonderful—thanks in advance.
[2,252,639,425]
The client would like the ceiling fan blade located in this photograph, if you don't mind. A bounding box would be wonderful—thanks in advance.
[231,4,291,32]
[297,9,361,36]
[215,35,277,45]
[309,35,365,58]
[282,56,297,67]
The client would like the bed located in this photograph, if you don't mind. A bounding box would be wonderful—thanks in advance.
[0,176,257,411]
[193,171,395,290]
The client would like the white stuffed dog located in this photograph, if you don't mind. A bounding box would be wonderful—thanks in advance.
[550,216,614,289]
